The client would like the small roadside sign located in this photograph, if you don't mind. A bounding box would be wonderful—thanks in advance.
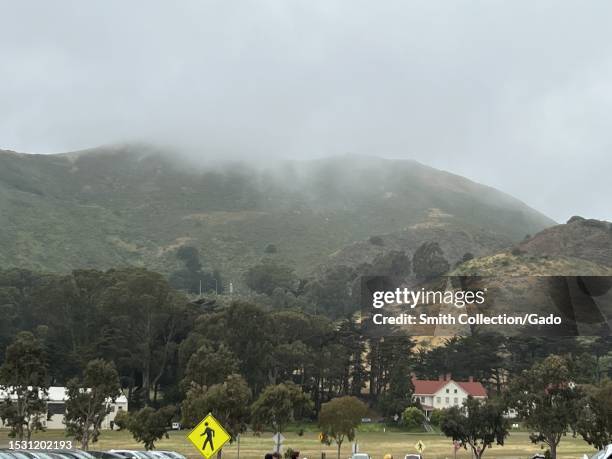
[272,432,285,452]
[272,432,285,444]
[415,440,426,453]
[187,413,231,459]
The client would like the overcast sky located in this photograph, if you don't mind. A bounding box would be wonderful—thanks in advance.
[1,1,611,222]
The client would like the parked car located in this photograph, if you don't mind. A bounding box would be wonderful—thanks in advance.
[0,451,89,459]
[20,452,62,459]
[583,445,612,459]
[144,453,172,459]
[152,453,187,459]
[69,451,96,459]
[140,454,165,459]
[531,454,545,459]
[405,454,423,459]
[0,453,36,459]
[0,452,37,459]
[108,452,149,459]
[89,452,125,459]
[351,454,371,459]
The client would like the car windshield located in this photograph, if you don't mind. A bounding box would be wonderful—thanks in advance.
[591,450,609,459]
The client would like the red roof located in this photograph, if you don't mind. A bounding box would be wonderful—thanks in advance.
[412,379,446,395]
[456,381,487,397]
[412,377,487,397]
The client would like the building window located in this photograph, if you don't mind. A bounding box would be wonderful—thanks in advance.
[436,397,441,403]
[454,397,458,404]
[421,396,426,403]
[446,389,449,393]
[445,397,449,403]
[454,389,458,394]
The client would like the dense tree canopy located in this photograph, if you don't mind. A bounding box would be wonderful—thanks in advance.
[181,374,251,440]
[245,260,297,296]
[412,242,450,280]
[65,359,122,449]
[576,380,612,449]
[0,331,49,441]
[319,396,368,459]
[126,405,176,450]
[510,355,584,459]
[440,397,509,459]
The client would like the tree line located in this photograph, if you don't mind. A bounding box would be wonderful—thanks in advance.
[0,267,610,455]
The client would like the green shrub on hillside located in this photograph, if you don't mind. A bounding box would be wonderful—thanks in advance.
[401,406,425,429]
[245,259,297,295]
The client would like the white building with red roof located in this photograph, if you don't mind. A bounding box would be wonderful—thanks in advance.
[411,373,487,418]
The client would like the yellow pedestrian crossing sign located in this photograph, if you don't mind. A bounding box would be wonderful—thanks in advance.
[415,440,426,453]
[187,413,231,459]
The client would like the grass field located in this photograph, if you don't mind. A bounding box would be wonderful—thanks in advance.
[0,429,596,459]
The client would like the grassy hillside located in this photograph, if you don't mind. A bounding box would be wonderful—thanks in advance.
[0,145,554,285]
[446,219,612,337]
[453,253,612,277]
[453,217,612,276]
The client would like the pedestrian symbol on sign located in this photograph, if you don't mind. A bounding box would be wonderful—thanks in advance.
[201,422,215,451]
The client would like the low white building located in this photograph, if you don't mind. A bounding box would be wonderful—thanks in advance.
[412,373,487,419]
[0,386,128,429]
